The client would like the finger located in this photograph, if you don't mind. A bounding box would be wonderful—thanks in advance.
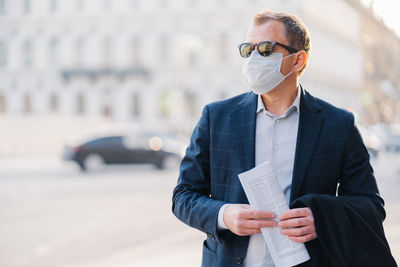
[241,219,278,229]
[278,208,311,221]
[287,233,317,243]
[236,228,262,236]
[240,209,276,220]
[280,226,314,237]
[278,217,313,228]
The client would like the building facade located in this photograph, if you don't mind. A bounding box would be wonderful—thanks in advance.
[349,0,400,124]
[0,0,383,135]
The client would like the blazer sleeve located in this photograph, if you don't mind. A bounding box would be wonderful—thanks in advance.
[172,105,226,242]
[292,114,397,266]
[337,113,384,207]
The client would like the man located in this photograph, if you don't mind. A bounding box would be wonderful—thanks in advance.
[172,9,397,267]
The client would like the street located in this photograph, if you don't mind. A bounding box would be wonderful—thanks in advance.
[0,152,399,267]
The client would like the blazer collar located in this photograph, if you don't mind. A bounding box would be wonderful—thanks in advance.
[233,92,258,174]
[290,85,324,203]
[298,84,322,113]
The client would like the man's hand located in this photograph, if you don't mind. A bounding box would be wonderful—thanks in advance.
[278,207,317,242]
[224,204,277,236]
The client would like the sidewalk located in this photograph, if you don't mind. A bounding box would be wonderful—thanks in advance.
[67,228,204,267]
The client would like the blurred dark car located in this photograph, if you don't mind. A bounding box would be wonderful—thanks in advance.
[384,134,400,152]
[358,125,381,159]
[63,130,186,171]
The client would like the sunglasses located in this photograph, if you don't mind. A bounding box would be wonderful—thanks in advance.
[238,41,298,58]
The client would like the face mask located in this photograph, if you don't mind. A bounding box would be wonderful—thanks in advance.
[242,51,294,95]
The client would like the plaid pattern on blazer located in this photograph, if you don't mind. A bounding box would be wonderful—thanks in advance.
[172,86,383,267]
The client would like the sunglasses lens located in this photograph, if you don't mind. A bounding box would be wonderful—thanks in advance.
[258,42,273,57]
[240,43,253,58]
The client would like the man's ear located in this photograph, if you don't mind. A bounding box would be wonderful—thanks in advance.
[294,50,307,73]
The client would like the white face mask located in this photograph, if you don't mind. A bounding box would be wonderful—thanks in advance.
[242,51,294,95]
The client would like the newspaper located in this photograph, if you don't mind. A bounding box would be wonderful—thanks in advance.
[238,161,310,267]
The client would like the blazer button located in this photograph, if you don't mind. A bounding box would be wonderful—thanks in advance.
[235,257,242,264]
[206,233,215,240]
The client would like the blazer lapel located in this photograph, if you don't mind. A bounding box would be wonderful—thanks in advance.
[290,88,324,203]
[233,92,258,174]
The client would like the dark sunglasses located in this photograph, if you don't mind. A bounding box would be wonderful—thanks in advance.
[238,41,298,58]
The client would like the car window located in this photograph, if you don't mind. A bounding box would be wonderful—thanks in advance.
[122,135,149,149]
[86,136,123,148]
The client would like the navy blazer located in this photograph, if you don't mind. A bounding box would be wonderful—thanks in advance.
[172,87,388,266]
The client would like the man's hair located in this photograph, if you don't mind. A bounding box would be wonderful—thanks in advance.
[252,9,311,75]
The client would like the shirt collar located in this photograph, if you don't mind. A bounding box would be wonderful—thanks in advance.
[257,87,301,116]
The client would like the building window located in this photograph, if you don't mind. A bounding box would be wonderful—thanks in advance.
[103,0,111,10]
[130,36,141,65]
[23,40,33,67]
[132,93,140,117]
[75,38,86,67]
[187,50,197,68]
[183,90,197,118]
[24,93,32,113]
[102,37,113,67]
[0,94,6,112]
[76,0,85,12]
[77,93,85,114]
[0,41,7,66]
[49,93,58,112]
[159,0,168,8]
[0,0,6,15]
[218,33,228,61]
[187,0,197,7]
[219,90,227,100]
[182,34,201,68]
[159,35,168,64]
[24,0,31,14]
[131,0,140,8]
[49,0,57,12]
[49,38,59,65]
[102,104,112,117]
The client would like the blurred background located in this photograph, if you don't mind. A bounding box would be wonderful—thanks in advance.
[0,0,399,266]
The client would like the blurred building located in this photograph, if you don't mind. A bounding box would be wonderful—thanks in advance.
[298,0,364,116]
[0,0,396,136]
[0,0,253,132]
[345,0,400,125]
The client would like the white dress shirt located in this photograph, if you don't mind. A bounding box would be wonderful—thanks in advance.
[218,88,300,266]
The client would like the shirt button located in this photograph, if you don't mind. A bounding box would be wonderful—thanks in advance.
[235,257,242,264]
[276,119,280,123]
[274,146,278,150]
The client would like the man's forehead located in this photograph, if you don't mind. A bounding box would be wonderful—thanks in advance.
[246,20,288,44]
